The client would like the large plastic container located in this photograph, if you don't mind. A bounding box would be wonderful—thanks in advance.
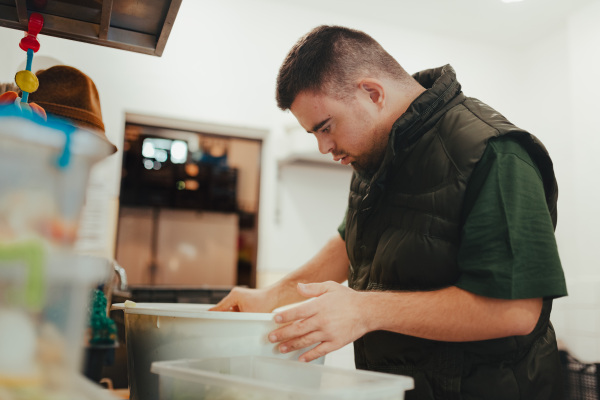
[0,107,114,246]
[111,302,325,400]
[0,105,115,397]
[151,356,414,400]
[0,251,113,395]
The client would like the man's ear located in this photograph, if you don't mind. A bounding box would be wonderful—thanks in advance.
[359,79,385,106]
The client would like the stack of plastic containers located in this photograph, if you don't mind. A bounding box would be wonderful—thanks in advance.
[111,302,325,400]
[151,356,414,400]
[0,105,115,399]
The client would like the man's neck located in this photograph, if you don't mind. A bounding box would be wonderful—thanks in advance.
[384,82,427,131]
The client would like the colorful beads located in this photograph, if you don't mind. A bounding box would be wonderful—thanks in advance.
[16,13,44,104]
[15,70,39,93]
[19,13,43,53]
[19,35,40,53]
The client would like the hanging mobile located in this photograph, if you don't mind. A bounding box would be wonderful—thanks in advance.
[10,12,74,168]
[14,12,44,108]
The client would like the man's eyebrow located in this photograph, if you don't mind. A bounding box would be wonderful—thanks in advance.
[308,117,331,133]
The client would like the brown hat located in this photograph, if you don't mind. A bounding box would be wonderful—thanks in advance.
[29,65,117,153]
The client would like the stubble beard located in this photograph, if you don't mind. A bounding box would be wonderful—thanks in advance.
[351,130,389,180]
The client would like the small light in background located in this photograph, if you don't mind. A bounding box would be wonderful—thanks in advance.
[171,140,188,164]
[184,179,199,191]
[142,141,155,158]
[185,163,199,177]
[154,149,168,163]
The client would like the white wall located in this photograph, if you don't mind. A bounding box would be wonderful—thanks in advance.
[1,0,598,360]
[549,0,600,363]
[0,0,524,268]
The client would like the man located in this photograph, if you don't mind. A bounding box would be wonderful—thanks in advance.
[212,26,567,400]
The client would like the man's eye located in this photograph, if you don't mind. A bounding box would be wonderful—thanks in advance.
[321,126,330,133]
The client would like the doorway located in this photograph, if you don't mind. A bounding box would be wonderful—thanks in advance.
[115,117,262,290]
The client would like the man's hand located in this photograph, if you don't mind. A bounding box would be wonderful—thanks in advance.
[268,281,368,363]
[209,286,278,313]
[267,283,543,363]
[210,235,349,314]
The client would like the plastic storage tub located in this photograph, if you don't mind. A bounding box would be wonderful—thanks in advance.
[0,251,113,396]
[151,355,414,400]
[1,91,114,398]
[111,302,324,400]
[0,107,114,246]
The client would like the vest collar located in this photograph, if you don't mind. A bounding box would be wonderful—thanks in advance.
[358,65,463,187]
[391,64,462,151]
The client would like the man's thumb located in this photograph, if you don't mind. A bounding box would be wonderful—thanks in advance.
[297,282,328,298]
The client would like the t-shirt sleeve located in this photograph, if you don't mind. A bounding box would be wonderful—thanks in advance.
[455,138,567,300]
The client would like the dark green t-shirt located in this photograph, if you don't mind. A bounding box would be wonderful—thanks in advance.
[337,136,567,300]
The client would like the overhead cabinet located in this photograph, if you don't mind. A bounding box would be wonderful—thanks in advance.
[0,0,182,56]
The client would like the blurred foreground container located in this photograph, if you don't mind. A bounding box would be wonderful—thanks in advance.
[0,106,115,399]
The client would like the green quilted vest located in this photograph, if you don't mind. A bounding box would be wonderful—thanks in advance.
[346,65,561,400]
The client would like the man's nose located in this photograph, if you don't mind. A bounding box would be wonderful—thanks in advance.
[316,136,334,154]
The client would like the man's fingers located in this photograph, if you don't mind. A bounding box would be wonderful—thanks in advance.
[298,341,337,363]
[274,300,317,324]
[209,296,239,312]
[208,302,238,312]
[278,330,323,354]
[274,281,338,323]
[296,281,332,298]
[270,315,317,343]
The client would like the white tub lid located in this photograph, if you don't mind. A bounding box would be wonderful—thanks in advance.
[111,302,275,321]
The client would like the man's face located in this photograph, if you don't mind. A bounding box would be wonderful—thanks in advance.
[290,90,389,176]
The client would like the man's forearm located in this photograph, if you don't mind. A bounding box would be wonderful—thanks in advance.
[362,286,543,342]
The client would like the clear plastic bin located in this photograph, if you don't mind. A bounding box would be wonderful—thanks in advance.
[0,88,114,400]
[111,302,324,400]
[0,108,113,247]
[151,356,414,400]
[0,249,113,396]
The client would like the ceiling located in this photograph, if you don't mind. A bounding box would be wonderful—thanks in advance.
[0,0,594,56]
[280,0,597,48]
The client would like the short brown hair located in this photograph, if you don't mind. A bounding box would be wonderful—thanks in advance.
[276,25,410,110]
